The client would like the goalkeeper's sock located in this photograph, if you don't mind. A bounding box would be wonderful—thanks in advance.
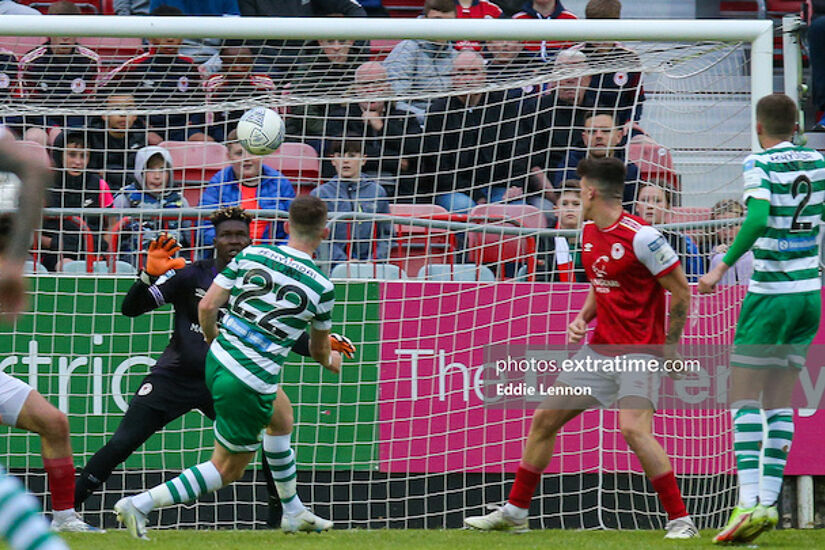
[760,408,794,506]
[507,461,542,510]
[263,434,305,516]
[43,457,75,513]
[732,406,762,508]
[650,470,687,520]
[133,461,223,514]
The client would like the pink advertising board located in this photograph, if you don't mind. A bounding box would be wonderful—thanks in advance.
[378,282,825,475]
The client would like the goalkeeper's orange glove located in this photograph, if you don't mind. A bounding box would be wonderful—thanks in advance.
[140,233,186,284]
[329,333,356,359]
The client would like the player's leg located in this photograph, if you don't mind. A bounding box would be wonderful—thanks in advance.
[0,464,69,550]
[13,385,101,532]
[264,388,333,533]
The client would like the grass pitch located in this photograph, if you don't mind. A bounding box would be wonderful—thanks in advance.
[43,528,825,550]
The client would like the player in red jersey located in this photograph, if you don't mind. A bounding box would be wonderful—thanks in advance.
[454,0,503,51]
[464,157,697,538]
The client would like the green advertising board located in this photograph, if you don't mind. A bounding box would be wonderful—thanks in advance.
[0,277,380,472]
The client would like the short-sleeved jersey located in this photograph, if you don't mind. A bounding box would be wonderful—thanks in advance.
[742,141,825,295]
[582,212,680,345]
[212,244,335,394]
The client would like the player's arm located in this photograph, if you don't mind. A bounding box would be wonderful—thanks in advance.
[567,287,596,344]
[698,197,768,293]
[658,267,691,348]
[198,282,231,345]
[309,327,341,374]
[121,234,186,317]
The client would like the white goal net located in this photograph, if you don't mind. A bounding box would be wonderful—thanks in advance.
[0,15,774,530]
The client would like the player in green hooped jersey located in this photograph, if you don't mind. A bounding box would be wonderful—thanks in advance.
[699,93,825,544]
[114,196,344,540]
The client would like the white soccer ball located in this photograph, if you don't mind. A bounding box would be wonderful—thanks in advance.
[236,107,285,156]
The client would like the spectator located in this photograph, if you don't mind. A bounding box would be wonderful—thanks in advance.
[325,62,422,199]
[383,0,458,120]
[99,5,204,143]
[114,0,150,15]
[635,182,703,282]
[554,110,638,207]
[454,0,502,52]
[421,50,533,211]
[512,0,577,62]
[112,146,190,264]
[705,198,752,284]
[199,128,296,249]
[88,92,149,191]
[41,130,114,271]
[536,180,586,282]
[311,138,390,268]
[808,1,825,129]
[0,47,17,108]
[18,1,101,140]
[484,40,538,83]
[0,0,40,14]
[200,46,276,142]
[579,0,644,125]
[527,47,593,211]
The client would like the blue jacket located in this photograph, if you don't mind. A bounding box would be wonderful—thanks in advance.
[199,164,295,247]
[311,176,391,265]
[149,0,240,14]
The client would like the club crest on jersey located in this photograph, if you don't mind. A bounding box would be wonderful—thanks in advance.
[584,242,593,252]
[177,76,190,92]
[70,77,86,94]
[613,72,628,86]
[611,243,625,260]
[138,382,153,396]
[592,255,609,278]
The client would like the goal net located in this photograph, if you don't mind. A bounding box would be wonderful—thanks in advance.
[0,16,774,530]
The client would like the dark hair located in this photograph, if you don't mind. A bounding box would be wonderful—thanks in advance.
[289,195,328,238]
[210,206,252,231]
[585,0,621,19]
[150,5,184,16]
[576,157,626,201]
[559,179,581,195]
[146,152,167,168]
[48,1,81,15]
[63,131,86,150]
[756,93,797,139]
[424,0,456,15]
[327,137,364,157]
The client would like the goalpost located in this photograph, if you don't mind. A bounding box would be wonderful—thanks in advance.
[0,14,776,531]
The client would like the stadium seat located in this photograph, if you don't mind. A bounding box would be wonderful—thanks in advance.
[159,141,227,185]
[628,139,679,190]
[77,37,144,65]
[61,260,108,274]
[109,260,138,275]
[389,204,454,278]
[24,260,47,274]
[381,0,423,17]
[466,204,546,281]
[0,36,46,59]
[183,187,202,207]
[417,263,495,282]
[329,262,406,280]
[264,142,320,194]
[17,140,51,167]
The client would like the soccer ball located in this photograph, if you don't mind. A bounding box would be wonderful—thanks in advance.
[236,107,285,155]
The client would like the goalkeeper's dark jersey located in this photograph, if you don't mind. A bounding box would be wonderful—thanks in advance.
[121,259,218,377]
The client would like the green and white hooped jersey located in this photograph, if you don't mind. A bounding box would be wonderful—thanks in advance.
[212,245,335,394]
[742,141,825,295]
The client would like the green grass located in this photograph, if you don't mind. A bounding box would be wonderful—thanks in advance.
[35,528,825,550]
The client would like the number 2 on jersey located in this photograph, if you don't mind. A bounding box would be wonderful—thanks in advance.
[232,268,309,339]
[791,175,813,232]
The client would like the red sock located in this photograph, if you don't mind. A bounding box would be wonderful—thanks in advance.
[507,462,542,509]
[651,470,687,520]
[43,457,75,512]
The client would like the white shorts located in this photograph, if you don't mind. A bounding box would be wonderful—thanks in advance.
[556,346,661,408]
[0,372,33,427]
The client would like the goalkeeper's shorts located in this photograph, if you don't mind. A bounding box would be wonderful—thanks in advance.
[205,351,275,453]
[732,291,821,369]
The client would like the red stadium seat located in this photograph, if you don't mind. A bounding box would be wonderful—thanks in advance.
[77,37,144,65]
[183,187,202,207]
[158,141,227,185]
[263,142,320,194]
[628,139,679,190]
[0,36,46,59]
[466,204,546,281]
[388,204,455,277]
[382,0,423,17]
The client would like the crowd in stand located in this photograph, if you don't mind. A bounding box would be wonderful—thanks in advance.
[0,0,750,282]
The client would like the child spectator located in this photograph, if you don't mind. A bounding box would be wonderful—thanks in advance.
[88,92,149,191]
[41,130,114,271]
[454,0,502,52]
[311,138,391,268]
[199,128,295,248]
[112,146,190,265]
[324,62,422,199]
[706,199,752,284]
[200,46,276,143]
[635,182,703,282]
[18,1,101,138]
[99,5,204,143]
[512,0,578,61]
[536,180,587,282]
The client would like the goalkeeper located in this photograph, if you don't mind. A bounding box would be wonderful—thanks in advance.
[74,207,356,528]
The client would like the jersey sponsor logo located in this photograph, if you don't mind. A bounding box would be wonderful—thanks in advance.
[611,243,625,260]
[584,242,593,252]
[70,77,86,94]
[647,236,666,252]
[592,255,609,278]
[138,382,153,396]
[0,73,8,89]
[777,236,818,251]
[743,158,755,171]
[190,322,203,334]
